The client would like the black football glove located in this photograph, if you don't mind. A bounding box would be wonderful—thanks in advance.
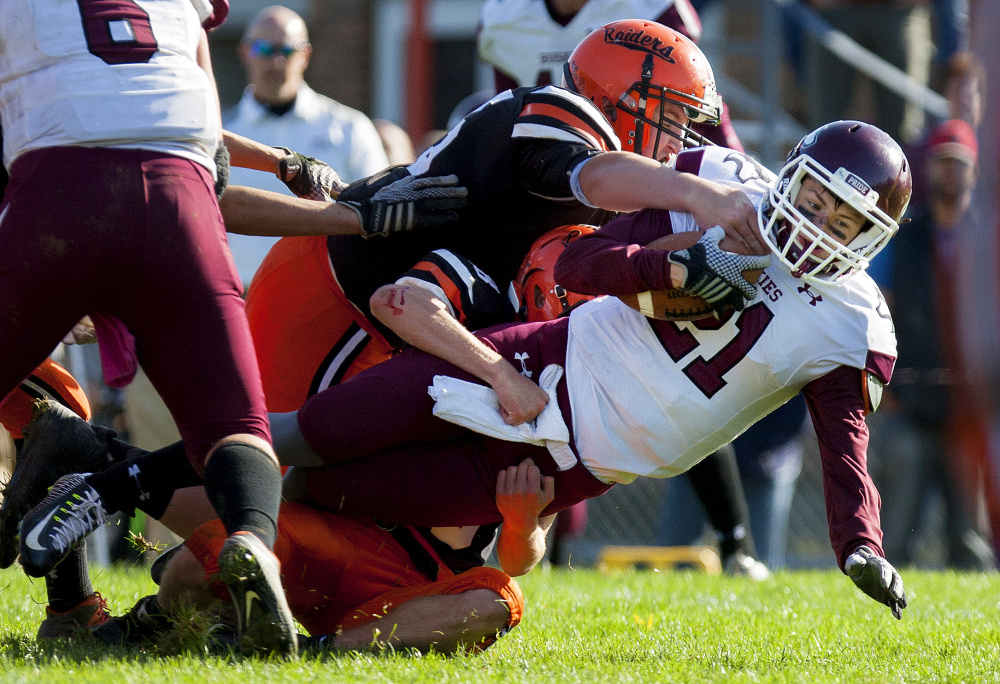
[667,226,770,315]
[213,142,230,200]
[337,172,468,239]
[275,148,345,202]
[845,545,908,619]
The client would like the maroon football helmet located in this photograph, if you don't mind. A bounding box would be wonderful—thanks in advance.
[760,120,912,283]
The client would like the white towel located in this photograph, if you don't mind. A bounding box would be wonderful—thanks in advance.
[428,364,577,471]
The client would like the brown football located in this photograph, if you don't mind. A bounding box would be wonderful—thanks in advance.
[618,231,765,321]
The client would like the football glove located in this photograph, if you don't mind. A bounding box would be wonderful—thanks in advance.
[213,142,230,200]
[845,545,908,619]
[338,172,468,239]
[667,226,770,314]
[276,148,346,202]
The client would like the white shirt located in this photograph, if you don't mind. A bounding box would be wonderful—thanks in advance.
[223,83,389,284]
[0,0,219,173]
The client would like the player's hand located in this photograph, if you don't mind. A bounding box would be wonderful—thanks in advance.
[213,142,230,199]
[276,148,347,202]
[338,174,468,238]
[62,316,96,345]
[495,458,555,532]
[845,545,908,619]
[668,226,770,312]
[690,183,768,255]
[492,366,550,426]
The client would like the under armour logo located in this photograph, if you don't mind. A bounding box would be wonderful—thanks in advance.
[514,352,532,378]
[797,283,823,306]
[128,464,151,501]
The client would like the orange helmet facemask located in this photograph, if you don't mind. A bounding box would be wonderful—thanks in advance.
[564,19,722,162]
[511,225,597,323]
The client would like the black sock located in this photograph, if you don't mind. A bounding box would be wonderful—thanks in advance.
[687,447,758,559]
[203,442,281,548]
[45,542,93,612]
[86,441,202,519]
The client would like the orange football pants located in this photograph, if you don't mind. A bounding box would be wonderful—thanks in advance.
[186,502,523,638]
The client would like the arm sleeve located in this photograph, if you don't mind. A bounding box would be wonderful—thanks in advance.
[511,139,602,201]
[553,209,679,295]
[801,365,885,571]
[198,0,229,31]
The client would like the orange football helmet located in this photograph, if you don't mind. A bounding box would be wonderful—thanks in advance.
[512,225,596,322]
[564,19,722,161]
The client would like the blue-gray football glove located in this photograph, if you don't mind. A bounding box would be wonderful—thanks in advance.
[845,545,908,619]
[667,226,771,314]
[276,148,345,202]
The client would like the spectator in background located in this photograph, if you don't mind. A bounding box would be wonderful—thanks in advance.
[477,0,743,150]
[875,119,994,569]
[224,4,388,285]
[804,0,932,144]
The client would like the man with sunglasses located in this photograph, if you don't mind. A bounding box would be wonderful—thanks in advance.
[224,4,388,285]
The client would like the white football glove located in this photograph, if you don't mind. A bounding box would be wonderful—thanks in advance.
[667,226,771,314]
[845,545,908,619]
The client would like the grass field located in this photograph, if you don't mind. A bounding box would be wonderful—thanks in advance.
[0,563,998,683]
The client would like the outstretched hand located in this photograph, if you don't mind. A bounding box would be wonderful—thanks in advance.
[845,545,908,619]
[495,459,555,533]
[277,149,347,202]
[339,173,468,238]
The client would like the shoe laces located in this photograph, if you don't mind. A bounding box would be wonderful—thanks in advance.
[49,488,108,554]
[87,592,112,627]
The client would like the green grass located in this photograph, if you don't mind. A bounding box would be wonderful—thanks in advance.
[0,563,998,683]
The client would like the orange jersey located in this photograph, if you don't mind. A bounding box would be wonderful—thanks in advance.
[0,357,90,439]
[245,236,395,412]
[186,503,523,638]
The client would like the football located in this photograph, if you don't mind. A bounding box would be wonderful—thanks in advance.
[618,230,766,321]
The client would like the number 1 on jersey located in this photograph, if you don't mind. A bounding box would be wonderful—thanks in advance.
[654,303,774,398]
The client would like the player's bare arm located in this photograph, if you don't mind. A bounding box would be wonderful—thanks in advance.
[495,459,556,576]
[576,152,767,254]
[369,284,549,425]
[219,185,363,237]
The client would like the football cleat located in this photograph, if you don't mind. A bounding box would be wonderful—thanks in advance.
[722,550,772,581]
[0,400,113,568]
[216,531,298,658]
[92,594,172,646]
[18,473,108,577]
[36,591,112,640]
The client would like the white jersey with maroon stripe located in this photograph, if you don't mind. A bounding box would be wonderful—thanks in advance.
[0,0,219,172]
[478,0,699,88]
[565,145,896,484]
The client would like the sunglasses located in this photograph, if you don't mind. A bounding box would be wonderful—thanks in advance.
[248,39,306,58]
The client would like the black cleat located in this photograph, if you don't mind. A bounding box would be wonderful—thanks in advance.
[0,400,112,568]
[92,594,172,646]
[18,473,108,577]
[216,531,298,659]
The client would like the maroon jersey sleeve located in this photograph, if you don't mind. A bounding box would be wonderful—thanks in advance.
[553,209,679,295]
[202,0,229,30]
[801,365,885,571]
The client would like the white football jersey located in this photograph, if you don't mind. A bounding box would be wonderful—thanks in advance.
[478,0,693,88]
[0,0,220,172]
[565,146,896,483]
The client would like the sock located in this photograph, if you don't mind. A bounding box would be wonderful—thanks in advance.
[203,441,281,548]
[45,542,93,612]
[86,441,202,519]
[268,411,323,466]
[687,447,759,560]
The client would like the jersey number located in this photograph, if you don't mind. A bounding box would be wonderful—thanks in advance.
[78,0,158,65]
[654,302,774,398]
